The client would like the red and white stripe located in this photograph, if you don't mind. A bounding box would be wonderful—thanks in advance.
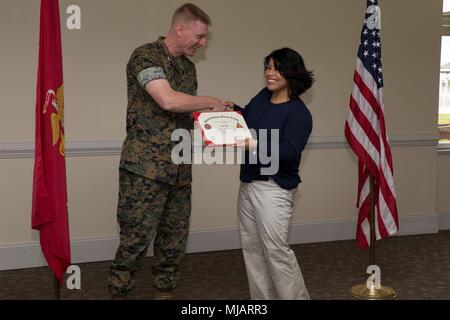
[345,58,399,248]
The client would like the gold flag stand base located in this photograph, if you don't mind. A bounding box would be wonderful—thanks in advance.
[350,284,396,300]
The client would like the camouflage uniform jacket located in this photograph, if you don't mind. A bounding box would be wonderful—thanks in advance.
[120,37,196,186]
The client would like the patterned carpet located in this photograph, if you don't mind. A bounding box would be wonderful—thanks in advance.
[1,231,450,300]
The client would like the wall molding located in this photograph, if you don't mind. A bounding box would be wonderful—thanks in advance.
[0,213,441,271]
[308,134,437,150]
[0,134,438,159]
[0,140,122,159]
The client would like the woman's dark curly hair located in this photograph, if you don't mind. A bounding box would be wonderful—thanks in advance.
[264,47,315,99]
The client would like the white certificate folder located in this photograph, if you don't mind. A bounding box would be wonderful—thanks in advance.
[193,111,252,146]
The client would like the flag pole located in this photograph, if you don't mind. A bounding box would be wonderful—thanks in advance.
[54,274,61,300]
[369,175,376,266]
[350,175,396,299]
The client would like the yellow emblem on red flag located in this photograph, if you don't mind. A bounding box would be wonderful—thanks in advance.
[43,85,65,156]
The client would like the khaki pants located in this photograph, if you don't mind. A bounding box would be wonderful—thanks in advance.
[238,179,310,300]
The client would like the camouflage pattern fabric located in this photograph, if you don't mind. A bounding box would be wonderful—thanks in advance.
[109,37,196,296]
[120,36,196,186]
[109,169,191,295]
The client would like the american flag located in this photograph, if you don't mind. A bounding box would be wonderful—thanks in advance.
[344,0,399,248]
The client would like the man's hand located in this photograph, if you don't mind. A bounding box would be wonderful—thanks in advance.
[210,99,235,112]
[146,79,235,113]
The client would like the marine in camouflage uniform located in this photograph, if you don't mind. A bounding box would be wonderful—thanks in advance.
[108,36,196,295]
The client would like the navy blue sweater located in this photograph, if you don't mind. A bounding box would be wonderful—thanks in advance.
[235,88,312,190]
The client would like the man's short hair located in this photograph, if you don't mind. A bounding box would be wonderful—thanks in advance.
[172,3,212,27]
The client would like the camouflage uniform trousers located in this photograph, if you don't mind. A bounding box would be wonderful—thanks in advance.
[108,168,191,295]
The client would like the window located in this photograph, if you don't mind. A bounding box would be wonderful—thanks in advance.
[439,0,450,142]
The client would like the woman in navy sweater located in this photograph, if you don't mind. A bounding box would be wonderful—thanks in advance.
[235,48,314,300]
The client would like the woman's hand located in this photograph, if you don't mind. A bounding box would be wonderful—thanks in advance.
[224,101,235,111]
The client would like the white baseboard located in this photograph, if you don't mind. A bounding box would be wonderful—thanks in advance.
[438,212,450,230]
[0,213,442,271]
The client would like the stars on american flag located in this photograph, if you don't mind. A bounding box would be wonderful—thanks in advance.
[358,21,384,87]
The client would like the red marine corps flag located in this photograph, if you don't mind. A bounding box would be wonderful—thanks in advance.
[344,0,399,249]
[32,0,71,285]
